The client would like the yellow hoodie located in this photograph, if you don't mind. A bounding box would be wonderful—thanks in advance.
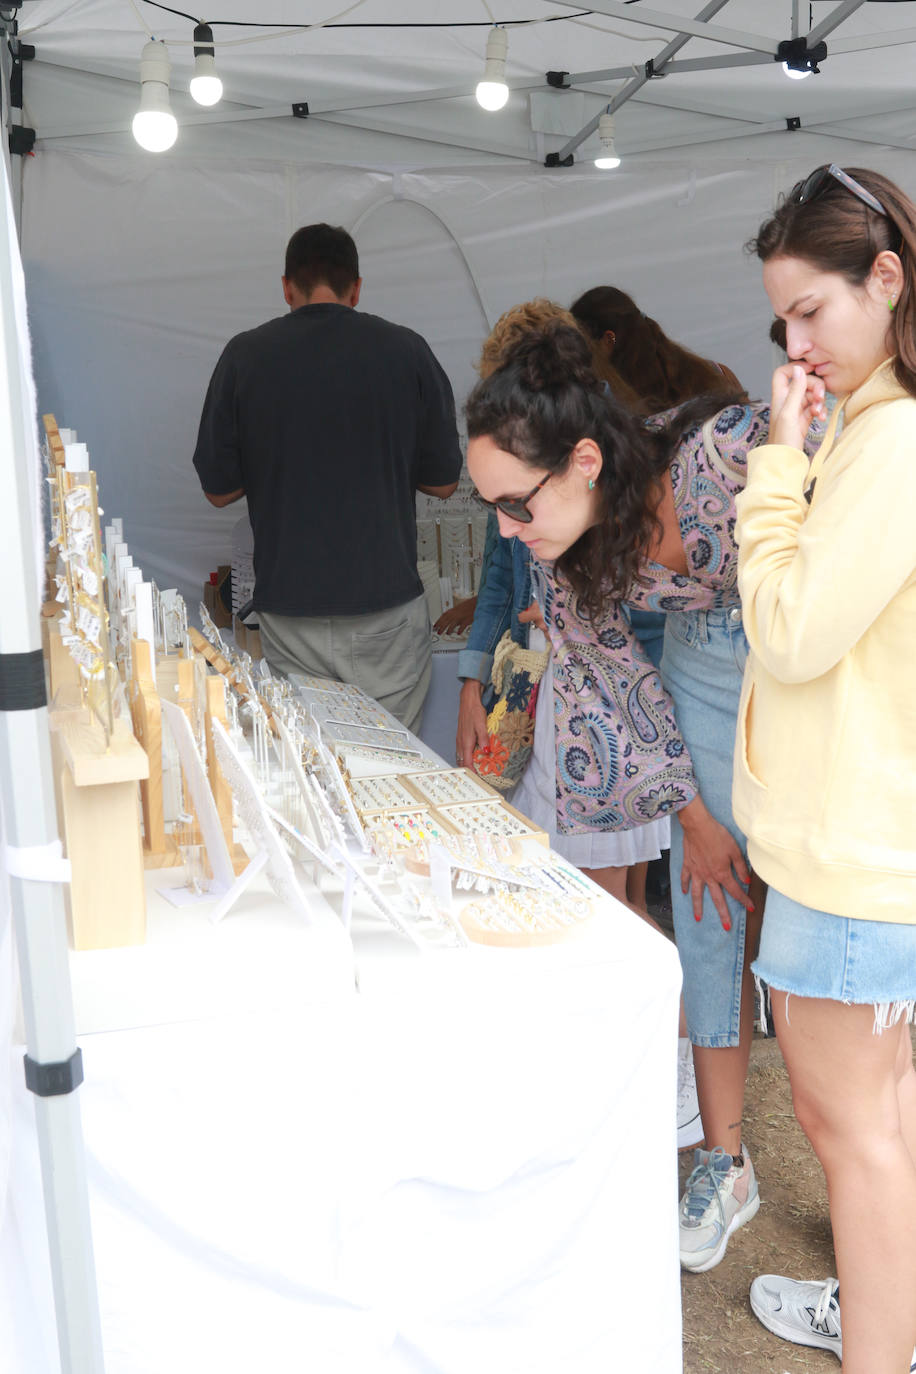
[733,359,916,923]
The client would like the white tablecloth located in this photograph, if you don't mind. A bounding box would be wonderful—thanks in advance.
[1,846,684,1374]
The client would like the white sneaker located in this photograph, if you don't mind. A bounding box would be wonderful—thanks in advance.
[679,1145,759,1272]
[750,1275,916,1369]
[677,1038,703,1151]
[750,1275,841,1358]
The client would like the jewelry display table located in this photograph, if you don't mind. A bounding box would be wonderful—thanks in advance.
[0,726,684,1374]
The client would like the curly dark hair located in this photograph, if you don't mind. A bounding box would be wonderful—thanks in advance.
[465,316,740,622]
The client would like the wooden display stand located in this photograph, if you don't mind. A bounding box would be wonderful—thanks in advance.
[50,686,149,950]
[204,675,249,875]
[130,636,180,868]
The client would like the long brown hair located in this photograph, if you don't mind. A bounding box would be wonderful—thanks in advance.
[465,316,741,621]
[570,285,744,411]
[747,165,916,399]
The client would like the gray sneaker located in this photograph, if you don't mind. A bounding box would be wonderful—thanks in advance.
[679,1145,759,1272]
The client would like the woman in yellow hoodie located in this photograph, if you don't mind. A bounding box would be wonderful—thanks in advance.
[735,165,916,1373]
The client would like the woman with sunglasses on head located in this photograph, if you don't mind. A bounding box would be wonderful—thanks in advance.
[464,312,811,1275]
[736,165,916,1374]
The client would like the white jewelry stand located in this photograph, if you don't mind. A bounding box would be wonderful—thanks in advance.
[159,702,309,925]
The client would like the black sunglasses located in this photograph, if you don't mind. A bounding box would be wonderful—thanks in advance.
[792,163,887,218]
[477,472,552,523]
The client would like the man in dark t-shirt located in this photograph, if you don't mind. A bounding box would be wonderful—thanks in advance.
[193,223,461,730]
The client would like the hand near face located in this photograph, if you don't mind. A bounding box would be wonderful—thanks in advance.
[770,363,827,450]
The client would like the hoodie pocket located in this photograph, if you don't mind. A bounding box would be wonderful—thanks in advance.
[736,669,768,794]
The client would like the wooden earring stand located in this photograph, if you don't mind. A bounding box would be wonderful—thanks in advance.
[130,635,181,868]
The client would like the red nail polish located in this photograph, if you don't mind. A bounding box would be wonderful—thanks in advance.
[723,920,732,932]
[694,912,702,922]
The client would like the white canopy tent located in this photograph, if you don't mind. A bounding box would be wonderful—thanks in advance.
[1,5,915,1373]
[6,0,916,603]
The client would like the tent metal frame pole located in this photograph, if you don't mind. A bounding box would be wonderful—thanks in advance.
[0,98,106,1374]
[551,0,775,53]
[552,0,734,163]
[807,0,869,47]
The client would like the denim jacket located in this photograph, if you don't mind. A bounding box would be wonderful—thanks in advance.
[457,513,532,685]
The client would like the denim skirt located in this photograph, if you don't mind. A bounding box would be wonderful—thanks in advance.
[754,887,916,1029]
[662,606,750,1049]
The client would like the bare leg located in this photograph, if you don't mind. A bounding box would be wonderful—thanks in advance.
[691,876,765,1157]
[627,861,649,911]
[773,994,916,1374]
[895,1025,916,1168]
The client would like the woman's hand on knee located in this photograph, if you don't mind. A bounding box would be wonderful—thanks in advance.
[678,796,753,931]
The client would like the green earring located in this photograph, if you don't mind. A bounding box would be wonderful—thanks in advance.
[889,296,897,312]
[588,478,595,491]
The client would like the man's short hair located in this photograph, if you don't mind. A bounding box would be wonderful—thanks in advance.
[284,223,359,298]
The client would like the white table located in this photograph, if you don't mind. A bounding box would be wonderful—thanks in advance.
[0,804,684,1374]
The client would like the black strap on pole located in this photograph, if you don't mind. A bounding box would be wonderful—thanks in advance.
[24,1048,85,1098]
[0,648,46,710]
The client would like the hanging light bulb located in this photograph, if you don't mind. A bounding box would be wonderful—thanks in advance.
[777,37,826,80]
[476,26,509,112]
[132,40,178,151]
[594,111,620,170]
[190,23,223,106]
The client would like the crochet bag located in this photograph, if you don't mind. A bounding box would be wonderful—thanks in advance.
[471,630,550,792]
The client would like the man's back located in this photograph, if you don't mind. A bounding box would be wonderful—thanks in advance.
[193,303,460,616]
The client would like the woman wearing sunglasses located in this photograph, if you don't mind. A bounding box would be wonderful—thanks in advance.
[736,165,916,1373]
[464,313,803,1275]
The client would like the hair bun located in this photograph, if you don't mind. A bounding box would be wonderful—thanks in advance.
[509,317,598,392]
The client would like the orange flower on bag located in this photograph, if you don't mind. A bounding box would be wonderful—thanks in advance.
[473,736,509,776]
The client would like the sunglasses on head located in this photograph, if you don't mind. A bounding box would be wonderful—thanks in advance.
[477,472,552,523]
[792,163,887,219]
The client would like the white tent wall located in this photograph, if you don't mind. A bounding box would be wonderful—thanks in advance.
[18,134,916,607]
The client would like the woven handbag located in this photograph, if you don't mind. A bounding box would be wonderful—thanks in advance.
[471,630,550,792]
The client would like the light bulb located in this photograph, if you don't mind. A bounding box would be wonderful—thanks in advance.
[476,26,508,111]
[191,24,222,106]
[132,105,178,151]
[594,112,620,170]
[476,80,509,112]
[133,41,178,151]
[782,62,811,80]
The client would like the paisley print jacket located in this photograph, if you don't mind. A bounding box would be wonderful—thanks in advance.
[542,402,772,835]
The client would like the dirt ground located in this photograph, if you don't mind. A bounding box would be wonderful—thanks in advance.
[679,1031,916,1373]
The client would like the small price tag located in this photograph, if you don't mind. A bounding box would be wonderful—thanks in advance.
[428,841,454,914]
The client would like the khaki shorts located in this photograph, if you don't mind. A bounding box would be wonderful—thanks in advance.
[258,593,431,734]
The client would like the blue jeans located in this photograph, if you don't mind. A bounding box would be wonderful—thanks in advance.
[662,607,749,1048]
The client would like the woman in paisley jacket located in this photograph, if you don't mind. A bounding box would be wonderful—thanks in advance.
[465,316,789,1274]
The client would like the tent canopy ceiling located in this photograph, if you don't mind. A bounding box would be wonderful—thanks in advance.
[13,1,916,167]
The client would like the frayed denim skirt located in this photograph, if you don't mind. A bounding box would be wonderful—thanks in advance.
[661,606,750,1049]
[754,887,916,1030]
